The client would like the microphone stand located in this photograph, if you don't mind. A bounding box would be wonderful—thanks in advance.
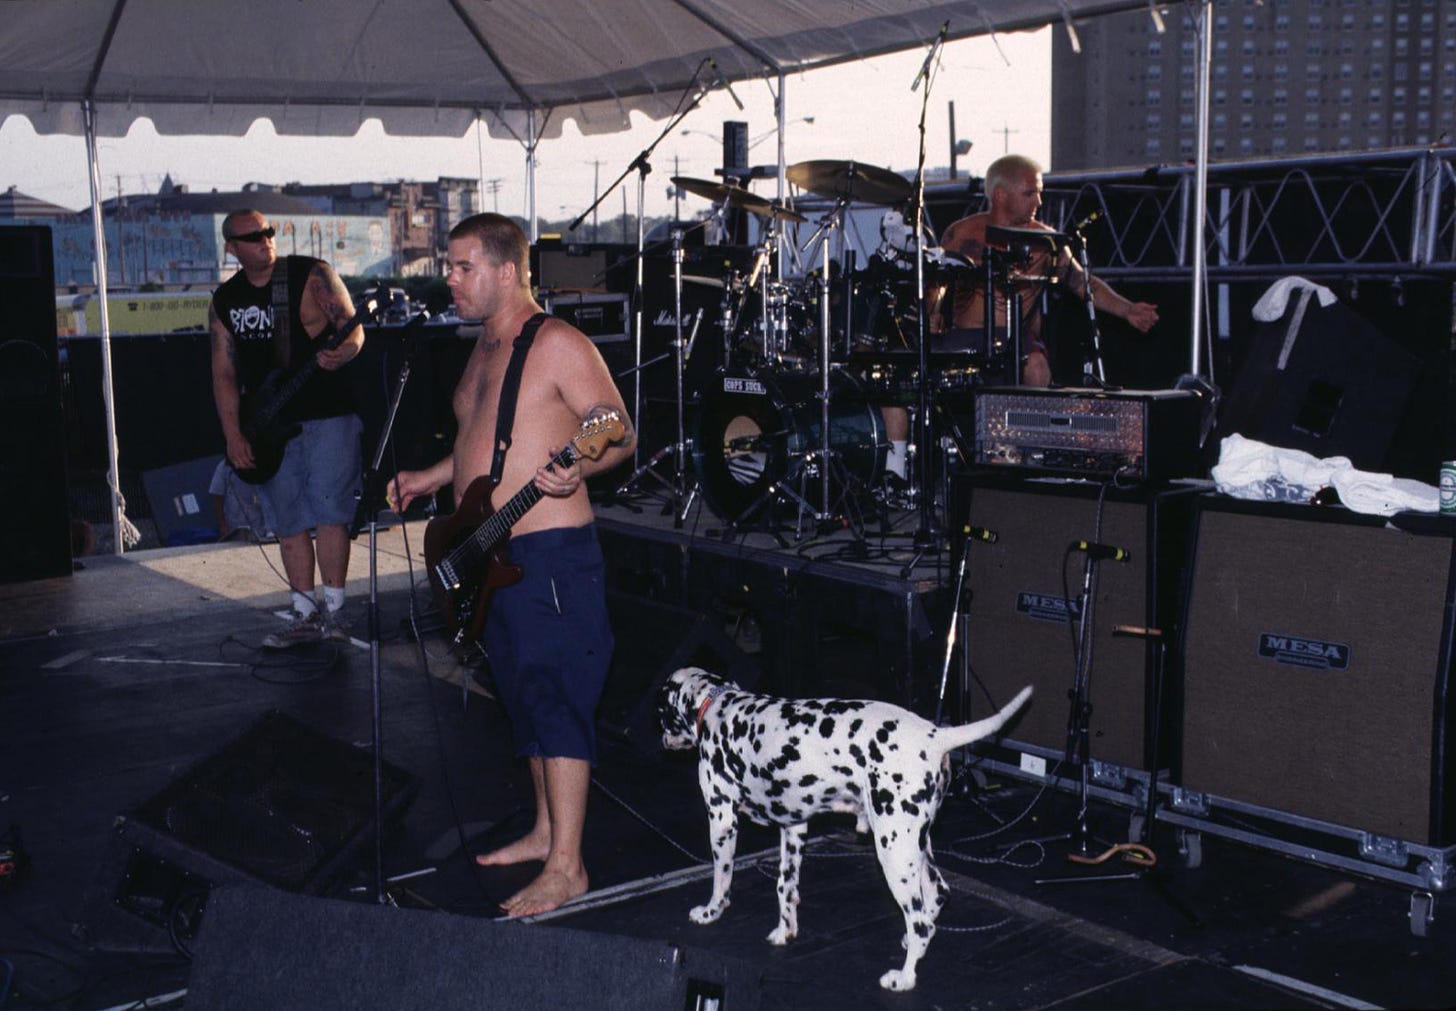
[1070,228,1108,387]
[350,310,430,905]
[904,25,945,575]
[569,60,714,473]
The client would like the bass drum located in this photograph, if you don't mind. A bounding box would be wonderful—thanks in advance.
[693,369,886,522]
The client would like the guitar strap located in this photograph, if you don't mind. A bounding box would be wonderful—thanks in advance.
[269,257,292,372]
[488,311,550,488]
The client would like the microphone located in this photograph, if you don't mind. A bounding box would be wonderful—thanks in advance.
[963,524,998,544]
[1071,539,1131,562]
[1071,210,1103,232]
[708,59,744,110]
[911,21,949,92]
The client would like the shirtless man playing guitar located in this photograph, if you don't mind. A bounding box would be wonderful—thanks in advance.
[390,213,634,917]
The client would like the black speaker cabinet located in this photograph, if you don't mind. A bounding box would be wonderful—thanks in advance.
[1179,497,1456,846]
[955,474,1195,773]
[0,225,70,582]
[187,884,761,1010]
[1215,292,1420,472]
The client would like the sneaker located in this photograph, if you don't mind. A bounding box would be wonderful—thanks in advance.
[322,610,354,643]
[262,610,325,649]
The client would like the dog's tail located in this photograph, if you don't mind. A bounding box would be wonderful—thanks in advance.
[934,686,1033,754]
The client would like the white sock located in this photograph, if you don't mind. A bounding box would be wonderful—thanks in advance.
[321,585,346,615]
[291,591,318,617]
[886,440,908,479]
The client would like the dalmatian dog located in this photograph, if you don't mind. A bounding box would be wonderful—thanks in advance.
[658,666,1031,991]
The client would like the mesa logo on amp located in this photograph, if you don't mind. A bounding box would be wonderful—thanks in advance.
[1257,632,1351,671]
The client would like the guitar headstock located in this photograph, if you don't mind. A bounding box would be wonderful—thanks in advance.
[571,411,626,461]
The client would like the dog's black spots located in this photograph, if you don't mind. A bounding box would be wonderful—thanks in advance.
[868,739,885,764]
[900,799,921,816]
[913,921,933,938]
[871,787,895,815]
[848,743,867,768]
[818,717,836,738]
[875,721,898,744]
[782,704,816,727]
[833,763,855,778]
[849,718,864,736]
[798,773,819,787]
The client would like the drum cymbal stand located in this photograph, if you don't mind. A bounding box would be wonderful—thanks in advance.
[802,196,852,525]
[614,228,703,527]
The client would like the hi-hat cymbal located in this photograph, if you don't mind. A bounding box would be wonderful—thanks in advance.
[670,175,805,223]
[786,159,912,205]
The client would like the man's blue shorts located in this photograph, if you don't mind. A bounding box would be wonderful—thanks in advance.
[482,523,614,764]
[259,413,363,538]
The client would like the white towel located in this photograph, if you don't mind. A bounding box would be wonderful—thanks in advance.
[1251,276,1338,322]
[1211,434,1438,516]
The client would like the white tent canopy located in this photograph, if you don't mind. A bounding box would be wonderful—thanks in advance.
[1,0,1194,554]
[4,1,1149,140]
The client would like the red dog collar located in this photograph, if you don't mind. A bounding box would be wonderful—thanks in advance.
[695,685,729,731]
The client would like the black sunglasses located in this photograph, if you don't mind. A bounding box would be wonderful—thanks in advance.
[226,226,276,243]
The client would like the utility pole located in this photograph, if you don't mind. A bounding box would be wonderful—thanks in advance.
[485,178,504,212]
[998,123,1020,154]
[586,160,603,242]
[114,174,126,285]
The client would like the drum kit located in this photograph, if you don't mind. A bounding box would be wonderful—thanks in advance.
[617,157,1018,539]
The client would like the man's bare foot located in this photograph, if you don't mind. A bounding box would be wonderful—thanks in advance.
[500,867,588,917]
[475,832,550,867]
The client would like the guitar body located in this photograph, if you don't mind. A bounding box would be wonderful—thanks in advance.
[230,284,388,486]
[419,411,625,647]
[234,371,301,485]
[423,475,524,645]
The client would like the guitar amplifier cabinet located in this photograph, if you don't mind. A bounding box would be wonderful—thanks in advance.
[1179,496,1456,846]
[542,291,630,343]
[952,473,1197,776]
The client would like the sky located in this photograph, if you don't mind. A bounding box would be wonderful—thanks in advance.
[0,29,1052,225]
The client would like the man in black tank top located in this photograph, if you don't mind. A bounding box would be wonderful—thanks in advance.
[209,209,366,647]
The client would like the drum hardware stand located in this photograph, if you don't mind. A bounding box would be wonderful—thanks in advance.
[613,227,703,526]
[568,59,716,471]
[800,196,853,526]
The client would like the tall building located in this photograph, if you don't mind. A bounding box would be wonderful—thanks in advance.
[1052,0,1456,170]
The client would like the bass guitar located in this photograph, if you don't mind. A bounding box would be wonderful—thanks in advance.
[234,283,388,484]
[423,411,625,646]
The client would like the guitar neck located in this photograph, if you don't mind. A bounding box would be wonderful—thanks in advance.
[251,302,375,426]
[471,444,580,553]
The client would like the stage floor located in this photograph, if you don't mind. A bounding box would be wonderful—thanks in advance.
[2,520,1454,1009]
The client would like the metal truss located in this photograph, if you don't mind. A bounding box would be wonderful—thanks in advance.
[1015,146,1456,282]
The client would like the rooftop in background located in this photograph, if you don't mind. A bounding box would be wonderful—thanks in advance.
[0,185,78,218]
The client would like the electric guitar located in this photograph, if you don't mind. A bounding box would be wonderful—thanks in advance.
[423,412,626,646]
[233,283,388,485]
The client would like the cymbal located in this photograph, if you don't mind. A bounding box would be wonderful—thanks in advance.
[682,274,726,288]
[672,176,735,202]
[786,159,912,205]
[670,175,806,223]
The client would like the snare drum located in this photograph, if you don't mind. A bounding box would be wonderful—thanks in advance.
[693,369,886,521]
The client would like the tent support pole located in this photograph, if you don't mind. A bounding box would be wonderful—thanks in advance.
[83,99,126,555]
